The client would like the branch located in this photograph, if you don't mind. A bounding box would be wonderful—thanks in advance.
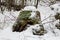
[42,19,56,25]
[39,14,56,25]
[39,14,52,23]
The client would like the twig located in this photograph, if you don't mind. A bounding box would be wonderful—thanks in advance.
[42,20,56,25]
[39,14,52,23]
[10,11,17,19]
[3,14,16,21]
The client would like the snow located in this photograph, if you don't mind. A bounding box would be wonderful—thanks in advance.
[0,1,60,40]
[29,11,36,19]
[50,3,60,13]
[0,10,20,29]
[23,6,37,11]
[38,5,55,24]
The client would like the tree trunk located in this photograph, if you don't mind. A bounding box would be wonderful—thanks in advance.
[0,0,1,8]
[21,0,24,8]
[36,0,39,8]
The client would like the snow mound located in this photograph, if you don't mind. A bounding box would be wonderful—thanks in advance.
[50,3,60,13]
[23,6,37,11]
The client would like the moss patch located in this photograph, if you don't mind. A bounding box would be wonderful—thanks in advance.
[19,11,32,20]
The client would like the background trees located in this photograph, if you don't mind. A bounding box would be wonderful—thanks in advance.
[0,0,58,11]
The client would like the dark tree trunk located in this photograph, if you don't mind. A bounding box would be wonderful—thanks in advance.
[36,0,39,8]
[21,0,24,8]
[0,0,1,7]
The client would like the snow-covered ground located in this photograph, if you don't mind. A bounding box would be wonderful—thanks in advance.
[0,2,60,40]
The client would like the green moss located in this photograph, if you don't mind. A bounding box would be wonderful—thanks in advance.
[19,11,32,20]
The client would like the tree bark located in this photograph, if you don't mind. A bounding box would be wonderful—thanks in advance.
[0,0,1,7]
[21,0,24,8]
[36,0,39,8]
